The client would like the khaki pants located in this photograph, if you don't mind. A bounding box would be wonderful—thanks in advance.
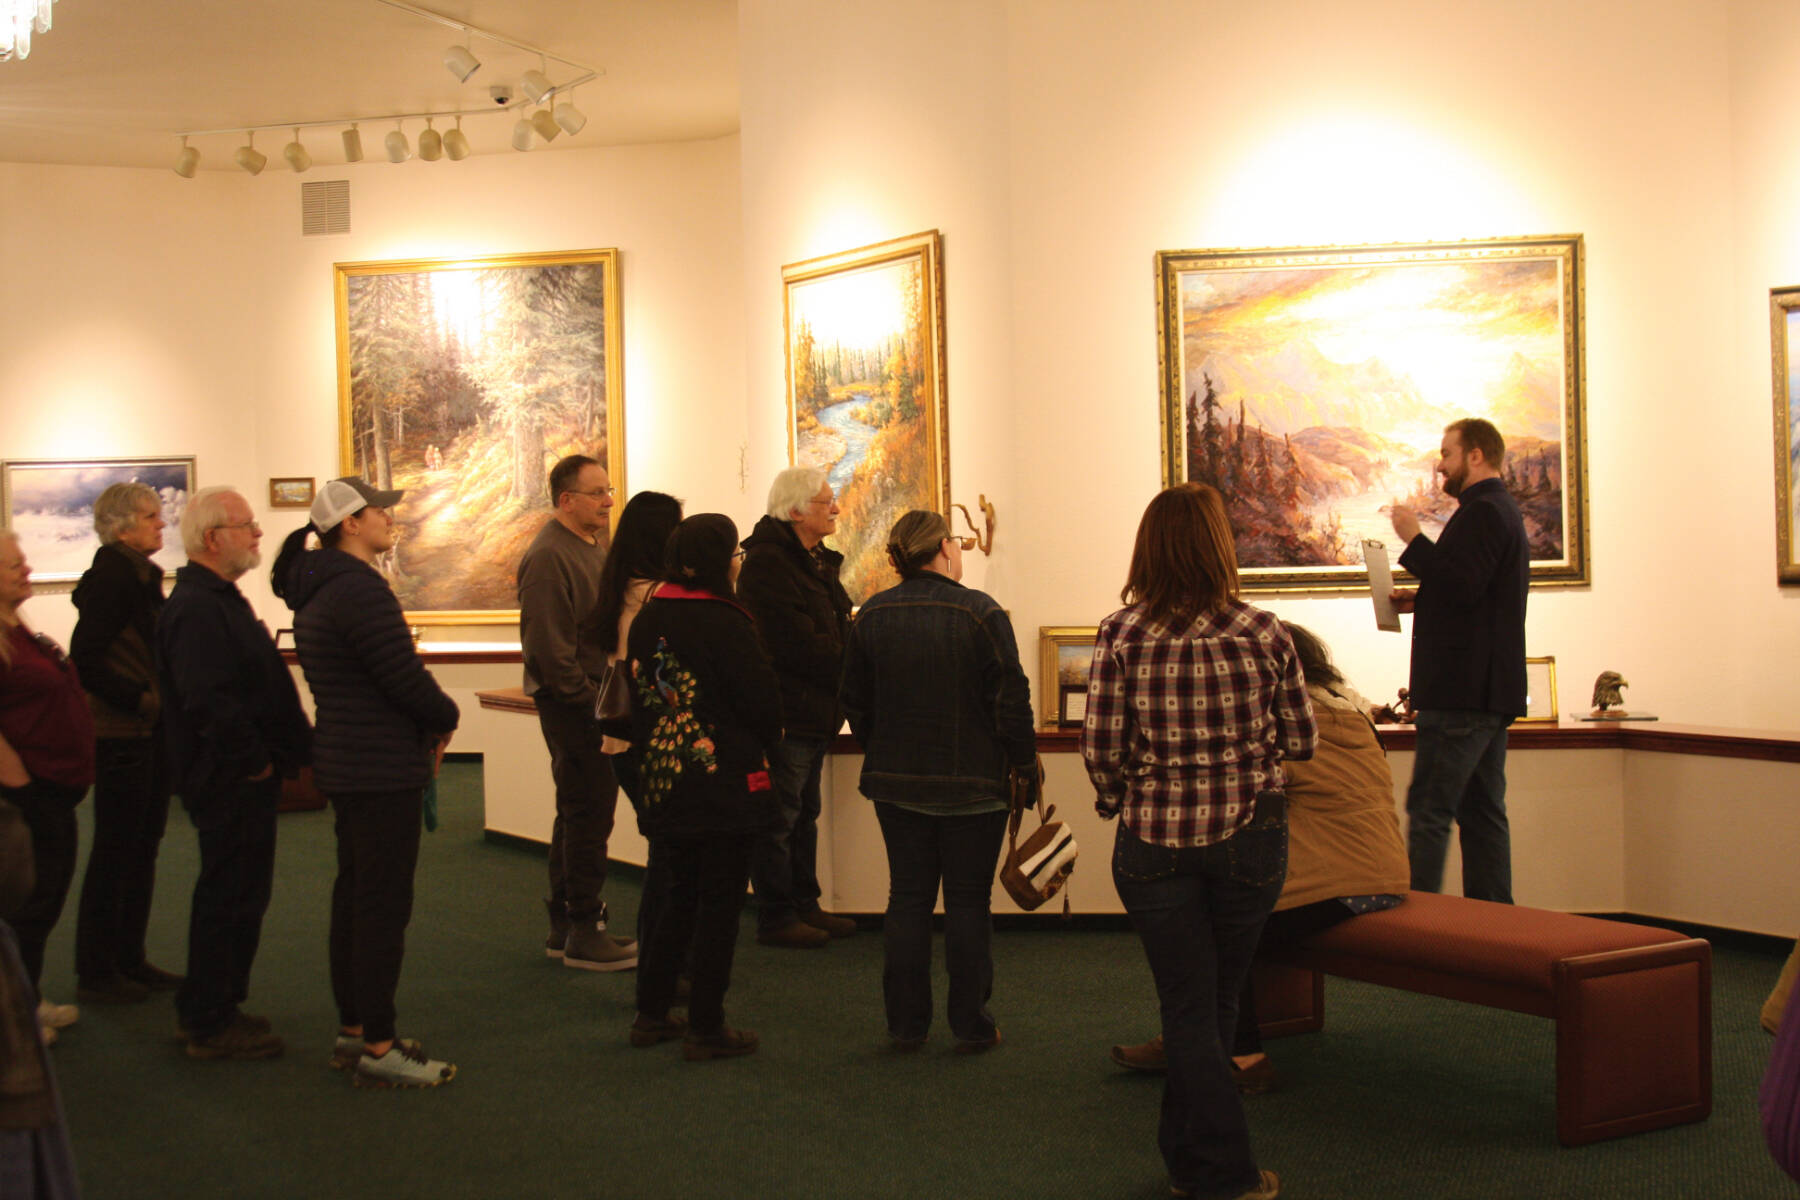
[1766,941,1800,1034]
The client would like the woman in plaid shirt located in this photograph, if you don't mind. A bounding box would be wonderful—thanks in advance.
[1082,483,1315,1200]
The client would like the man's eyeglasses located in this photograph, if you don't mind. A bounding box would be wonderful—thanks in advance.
[570,487,615,500]
[212,521,262,535]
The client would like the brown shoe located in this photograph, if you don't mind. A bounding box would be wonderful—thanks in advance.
[1232,1056,1279,1095]
[186,1022,284,1061]
[756,919,829,949]
[800,909,857,938]
[953,1028,1002,1055]
[1111,1034,1166,1073]
[78,974,150,1004]
[684,1025,758,1060]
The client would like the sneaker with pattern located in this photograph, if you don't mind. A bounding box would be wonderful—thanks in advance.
[353,1040,456,1088]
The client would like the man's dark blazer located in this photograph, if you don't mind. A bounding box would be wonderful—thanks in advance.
[1397,476,1529,717]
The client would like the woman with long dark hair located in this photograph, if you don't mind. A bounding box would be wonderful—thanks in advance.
[841,510,1036,1054]
[1081,483,1315,1200]
[272,477,460,1088]
[625,514,781,1060]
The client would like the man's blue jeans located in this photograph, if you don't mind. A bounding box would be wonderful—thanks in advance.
[751,736,828,930]
[1406,708,1513,903]
[1112,806,1285,1199]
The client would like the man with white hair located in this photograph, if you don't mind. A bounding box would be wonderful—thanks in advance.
[70,482,182,1003]
[738,467,856,949]
[157,486,310,1060]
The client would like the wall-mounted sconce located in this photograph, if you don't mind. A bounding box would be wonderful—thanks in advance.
[952,495,996,555]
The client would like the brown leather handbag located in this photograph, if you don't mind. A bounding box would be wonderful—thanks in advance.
[999,758,1077,911]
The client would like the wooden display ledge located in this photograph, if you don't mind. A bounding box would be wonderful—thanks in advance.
[282,642,523,666]
[475,689,1800,764]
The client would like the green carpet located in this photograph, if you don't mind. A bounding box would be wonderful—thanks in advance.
[38,763,1797,1198]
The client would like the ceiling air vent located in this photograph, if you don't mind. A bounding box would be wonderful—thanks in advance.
[301,180,350,236]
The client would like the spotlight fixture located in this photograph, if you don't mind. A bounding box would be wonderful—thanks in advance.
[443,43,480,83]
[530,107,560,143]
[172,135,199,178]
[520,57,553,105]
[342,124,364,162]
[234,131,266,175]
[553,91,587,136]
[385,121,411,163]
[442,116,470,161]
[0,0,56,62]
[511,116,533,152]
[418,117,442,161]
[283,128,311,173]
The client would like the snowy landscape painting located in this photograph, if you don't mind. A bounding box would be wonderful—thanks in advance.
[783,231,948,605]
[1157,236,1588,590]
[2,458,193,582]
[335,249,623,621]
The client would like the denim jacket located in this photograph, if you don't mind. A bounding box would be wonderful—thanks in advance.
[842,571,1036,810]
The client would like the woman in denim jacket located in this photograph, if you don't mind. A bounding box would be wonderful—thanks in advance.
[842,510,1036,1053]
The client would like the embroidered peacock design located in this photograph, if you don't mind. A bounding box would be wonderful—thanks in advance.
[633,637,718,806]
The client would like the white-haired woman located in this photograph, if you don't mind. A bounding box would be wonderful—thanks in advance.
[0,530,96,1043]
[736,466,855,948]
[70,482,182,1004]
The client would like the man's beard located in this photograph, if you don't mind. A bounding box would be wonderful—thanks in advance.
[1442,468,1467,498]
[222,546,262,579]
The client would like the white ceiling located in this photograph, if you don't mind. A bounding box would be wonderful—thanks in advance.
[0,0,740,171]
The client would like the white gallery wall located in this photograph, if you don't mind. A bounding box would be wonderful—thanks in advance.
[745,0,1780,727]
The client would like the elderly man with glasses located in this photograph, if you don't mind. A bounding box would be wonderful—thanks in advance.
[157,486,310,1060]
[518,454,637,972]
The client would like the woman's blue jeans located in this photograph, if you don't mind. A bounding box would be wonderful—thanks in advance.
[1112,802,1285,1198]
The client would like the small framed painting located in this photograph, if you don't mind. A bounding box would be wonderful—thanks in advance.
[1771,287,1800,583]
[269,477,316,509]
[1038,627,1098,729]
[1,456,195,581]
[1520,655,1559,725]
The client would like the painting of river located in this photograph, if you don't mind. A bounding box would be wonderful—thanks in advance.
[783,231,948,603]
[2,458,193,582]
[1157,236,1588,590]
[336,248,623,622]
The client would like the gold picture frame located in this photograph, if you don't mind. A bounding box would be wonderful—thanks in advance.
[1770,287,1800,584]
[782,231,949,604]
[1038,626,1098,729]
[1156,235,1589,592]
[1,456,195,582]
[268,477,315,509]
[1520,655,1559,725]
[334,248,624,624]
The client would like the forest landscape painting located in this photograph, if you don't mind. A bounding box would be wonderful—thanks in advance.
[1158,236,1588,590]
[1769,288,1800,584]
[2,458,192,581]
[783,231,948,603]
[335,249,623,621]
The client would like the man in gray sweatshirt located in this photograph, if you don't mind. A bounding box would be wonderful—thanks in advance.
[518,454,636,971]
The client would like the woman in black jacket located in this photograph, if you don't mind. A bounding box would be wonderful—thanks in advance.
[626,514,782,1061]
[273,476,459,1089]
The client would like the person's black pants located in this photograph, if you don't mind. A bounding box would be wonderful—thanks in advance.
[536,698,619,924]
[75,736,171,982]
[635,834,752,1036]
[873,804,1009,1044]
[327,788,423,1045]
[1232,900,1355,1055]
[2,780,84,996]
[176,777,279,1039]
[613,750,672,951]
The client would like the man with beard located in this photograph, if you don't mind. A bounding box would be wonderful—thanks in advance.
[158,487,310,1059]
[1388,417,1528,904]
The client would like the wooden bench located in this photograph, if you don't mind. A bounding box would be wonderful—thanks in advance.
[1251,890,1712,1146]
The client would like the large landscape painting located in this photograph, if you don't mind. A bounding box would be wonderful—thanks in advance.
[1771,288,1800,585]
[1157,236,1588,590]
[783,231,948,604]
[335,249,623,622]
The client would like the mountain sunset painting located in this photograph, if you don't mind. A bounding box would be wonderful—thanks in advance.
[1158,237,1587,589]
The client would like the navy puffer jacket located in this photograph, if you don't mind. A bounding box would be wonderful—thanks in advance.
[282,547,459,793]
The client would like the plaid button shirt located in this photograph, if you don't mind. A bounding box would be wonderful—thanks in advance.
[1080,600,1316,847]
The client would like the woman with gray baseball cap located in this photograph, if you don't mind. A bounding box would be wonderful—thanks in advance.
[272,476,460,1089]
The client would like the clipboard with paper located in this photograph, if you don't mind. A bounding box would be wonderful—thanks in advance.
[1362,539,1403,632]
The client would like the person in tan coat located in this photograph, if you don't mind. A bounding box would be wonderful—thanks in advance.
[1112,623,1409,1090]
